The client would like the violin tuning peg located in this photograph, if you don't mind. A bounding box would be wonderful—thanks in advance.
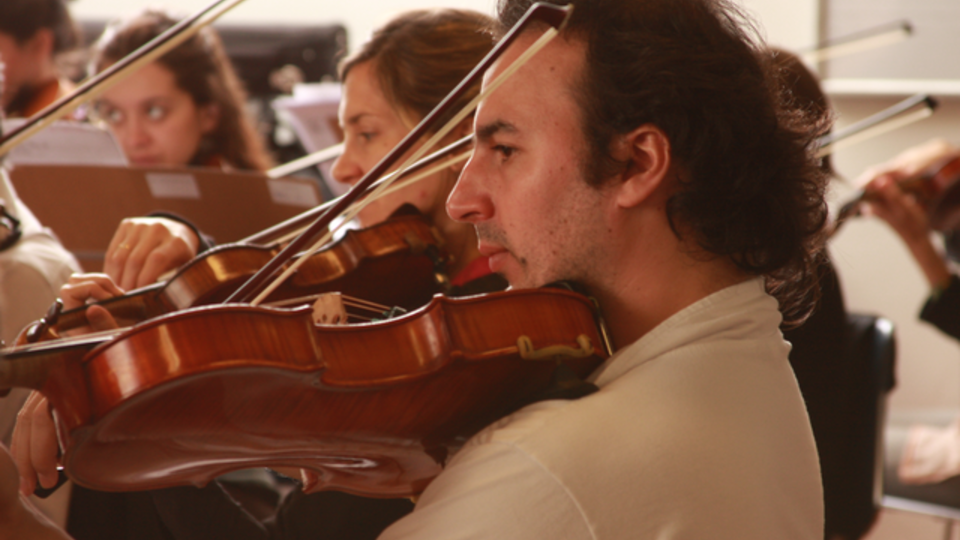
[45,299,64,326]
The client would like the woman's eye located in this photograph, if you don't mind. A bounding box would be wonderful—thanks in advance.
[360,132,376,142]
[99,107,123,125]
[146,105,167,121]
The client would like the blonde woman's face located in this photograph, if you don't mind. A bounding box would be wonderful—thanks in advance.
[95,62,218,167]
[330,61,452,227]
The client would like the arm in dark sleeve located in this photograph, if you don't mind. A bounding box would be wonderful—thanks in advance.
[920,274,960,341]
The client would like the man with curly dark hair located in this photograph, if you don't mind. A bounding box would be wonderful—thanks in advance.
[0,0,830,538]
[385,0,828,537]
[0,0,80,117]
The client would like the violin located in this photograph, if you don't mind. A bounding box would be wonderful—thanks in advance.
[2,1,581,498]
[2,285,610,496]
[832,152,960,236]
[25,206,450,341]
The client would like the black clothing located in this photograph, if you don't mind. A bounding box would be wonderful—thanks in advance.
[920,274,960,340]
[785,260,895,540]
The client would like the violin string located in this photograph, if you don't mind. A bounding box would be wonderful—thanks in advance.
[4,295,394,357]
[250,27,560,307]
[4,327,125,355]
[342,298,395,313]
[264,293,391,313]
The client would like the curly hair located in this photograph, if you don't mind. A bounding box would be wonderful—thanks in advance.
[497,0,830,324]
[0,0,79,54]
[92,9,273,171]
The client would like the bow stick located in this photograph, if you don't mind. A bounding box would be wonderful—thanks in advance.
[817,94,937,158]
[226,2,574,305]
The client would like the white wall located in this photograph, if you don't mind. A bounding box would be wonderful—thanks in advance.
[71,0,497,53]
[70,0,816,53]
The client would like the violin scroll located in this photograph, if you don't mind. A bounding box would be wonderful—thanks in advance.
[831,152,960,237]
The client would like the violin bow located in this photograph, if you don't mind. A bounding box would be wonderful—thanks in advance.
[817,94,937,158]
[267,143,345,179]
[254,31,562,304]
[244,135,472,246]
[0,0,247,157]
[799,20,912,64]
[226,2,574,305]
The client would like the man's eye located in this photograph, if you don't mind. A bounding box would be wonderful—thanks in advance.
[146,105,167,121]
[494,145,515,159]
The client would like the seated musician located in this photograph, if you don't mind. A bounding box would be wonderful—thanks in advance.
[2,0,829,537]
[853,139,960,509]
[0,0,79,118]
[13,9,503,540]
[75,8,276,292]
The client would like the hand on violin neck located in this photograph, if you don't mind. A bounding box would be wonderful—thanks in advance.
[864,175,952,289]
[105,217,200,290]
[10,392,60,497]
[864,175,931,238]
[0,441,71,540]
[59,274,123,334]
[856,138,958,189]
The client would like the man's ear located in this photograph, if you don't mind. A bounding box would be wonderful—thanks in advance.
[610,124,671,209]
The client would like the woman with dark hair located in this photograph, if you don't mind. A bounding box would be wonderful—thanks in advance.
[90,9,272,171]
[77,9,276,291]
[0,0,80,118]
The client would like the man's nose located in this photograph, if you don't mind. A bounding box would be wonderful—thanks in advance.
[447,154,494,224]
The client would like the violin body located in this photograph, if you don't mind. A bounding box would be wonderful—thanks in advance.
[3,286,609,497]
[33,209,448,339]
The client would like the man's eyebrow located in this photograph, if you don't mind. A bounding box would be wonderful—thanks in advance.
[475,120,517,142]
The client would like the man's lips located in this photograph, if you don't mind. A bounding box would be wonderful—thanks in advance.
[477,241,511,273]
[476,241,506,258]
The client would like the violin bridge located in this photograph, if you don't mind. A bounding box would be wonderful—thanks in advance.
[311,293,348,325]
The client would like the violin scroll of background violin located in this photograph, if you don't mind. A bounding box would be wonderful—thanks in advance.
[832,152,960,236]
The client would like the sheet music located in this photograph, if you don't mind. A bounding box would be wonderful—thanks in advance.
[272,82,345,196]
[1,120,128,167]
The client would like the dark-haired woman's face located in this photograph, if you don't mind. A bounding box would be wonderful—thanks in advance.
[95,62,218,167]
